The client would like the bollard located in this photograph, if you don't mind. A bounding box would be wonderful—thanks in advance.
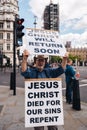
[10,72,14,90]
[72,79,81,110]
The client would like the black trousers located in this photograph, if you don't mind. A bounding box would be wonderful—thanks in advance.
[34,126,58,130]
[66,81,73,103]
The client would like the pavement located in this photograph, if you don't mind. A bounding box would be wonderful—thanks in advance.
[0,85,87,130]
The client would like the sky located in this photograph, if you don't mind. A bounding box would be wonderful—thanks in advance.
[19,0,87,48]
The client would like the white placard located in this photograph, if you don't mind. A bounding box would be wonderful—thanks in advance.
[25,78,64,127]
[25,28,66,56]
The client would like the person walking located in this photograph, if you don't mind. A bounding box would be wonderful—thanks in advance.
[65,59,76,104]
[21,49,68,130]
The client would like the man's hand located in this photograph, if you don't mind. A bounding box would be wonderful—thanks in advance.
[21,50,29,72]
[63,52,69,58]
[22,49,29,61]
[23,50,29,58]
[62,52,69,69]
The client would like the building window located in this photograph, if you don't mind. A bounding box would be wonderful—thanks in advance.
[7,43,10,51]
[0,33,3,39]
[0,23,3,29]
[7,33,10,40]
[7,21,10,28]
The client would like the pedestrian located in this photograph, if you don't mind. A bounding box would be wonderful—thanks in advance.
[65,59,76,104]
[21,49,68,130]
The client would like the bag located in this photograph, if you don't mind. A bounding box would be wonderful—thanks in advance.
[75,71,80,79]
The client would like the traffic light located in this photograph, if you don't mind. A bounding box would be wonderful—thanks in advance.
[15,18,25,47]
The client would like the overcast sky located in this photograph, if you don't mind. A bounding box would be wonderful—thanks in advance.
[19,0,87,48]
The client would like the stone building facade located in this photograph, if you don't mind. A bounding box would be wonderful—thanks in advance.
[67,47,87,66]
[0,0,19,65]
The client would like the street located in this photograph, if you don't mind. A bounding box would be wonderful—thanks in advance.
[0,66,87,103]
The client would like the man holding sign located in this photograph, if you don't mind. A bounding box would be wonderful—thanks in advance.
[21,50,68,130]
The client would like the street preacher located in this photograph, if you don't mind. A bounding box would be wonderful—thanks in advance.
[25,28,66,56]
[25,78,64,127]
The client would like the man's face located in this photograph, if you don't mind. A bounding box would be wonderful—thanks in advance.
[36,58,45,71]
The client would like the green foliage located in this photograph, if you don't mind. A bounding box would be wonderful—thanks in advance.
[50,56,62,63]
[69,54,81,62]
[50,54,81,64]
